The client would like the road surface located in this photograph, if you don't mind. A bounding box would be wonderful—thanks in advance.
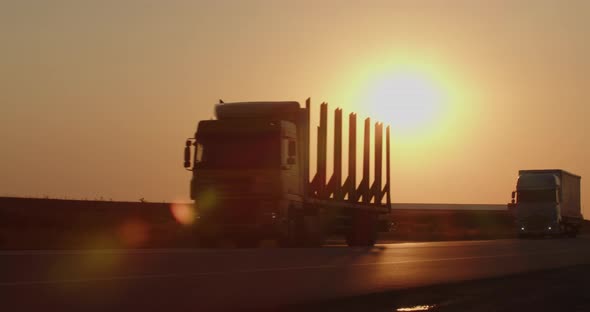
[2,237,590,311]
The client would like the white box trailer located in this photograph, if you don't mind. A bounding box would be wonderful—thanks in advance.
[511,169,583,237]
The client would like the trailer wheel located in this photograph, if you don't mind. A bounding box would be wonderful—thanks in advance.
[347,211,378,247]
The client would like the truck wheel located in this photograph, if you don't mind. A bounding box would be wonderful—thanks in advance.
[279,208,306,248]
[279,229,305,247]
[559,224,567,238]
[561,224,576,238]
[566,228,578,238]
[303,215,325,247]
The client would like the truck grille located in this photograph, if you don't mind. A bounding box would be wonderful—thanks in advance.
[196,178,253,197]
[200,199,259,224]
[524,215,550,231]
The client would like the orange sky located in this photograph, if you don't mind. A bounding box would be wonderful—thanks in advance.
[1,1,589,215]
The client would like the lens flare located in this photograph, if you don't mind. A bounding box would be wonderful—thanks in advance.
[170,202,196,225]
[118,219,150,248]
[397,305,437,311]
[197,188,218,213]
[49,239,120,288]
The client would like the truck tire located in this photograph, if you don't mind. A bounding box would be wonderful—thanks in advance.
[279,207,306,247]
[279,206,325,248]
[566,228,578,238]
[561,224,578,238]
[303,214,325,247]
[559,223,567,238]
[346,211,378,247]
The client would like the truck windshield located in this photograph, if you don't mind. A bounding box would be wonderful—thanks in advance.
[197,134,279,169]
[517,190,556,203]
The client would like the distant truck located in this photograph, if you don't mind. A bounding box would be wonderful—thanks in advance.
[183,99,391,247]
[510,169,583,238]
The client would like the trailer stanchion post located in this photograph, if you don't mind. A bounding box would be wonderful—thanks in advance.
[385,125,391,210]
[328,108,343,200]
[371,122,383,204]
[304,98,311,197]
[343,113,357,201]
[358,118,371,204]
[310,102,328,198]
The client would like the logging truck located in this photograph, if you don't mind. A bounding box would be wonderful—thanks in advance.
[184,99,391,247]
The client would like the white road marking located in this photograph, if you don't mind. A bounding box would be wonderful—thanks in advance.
[0,248,579,287]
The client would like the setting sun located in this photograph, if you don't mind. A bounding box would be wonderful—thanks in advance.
[363,70,447,135]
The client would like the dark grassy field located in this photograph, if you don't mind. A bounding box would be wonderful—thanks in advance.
[385,208,515,241]
[0,196,548,249]
[0,197,193,249]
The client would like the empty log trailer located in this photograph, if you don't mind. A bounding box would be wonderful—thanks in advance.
[183,99,391,247]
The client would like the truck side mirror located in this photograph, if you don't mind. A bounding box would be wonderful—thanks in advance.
[511,191,516,204]
[184,140,192,168]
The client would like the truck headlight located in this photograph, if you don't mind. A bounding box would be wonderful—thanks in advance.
[521,226,525,231]
[260,212,278,224]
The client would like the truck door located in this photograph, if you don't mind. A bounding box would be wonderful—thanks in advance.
[282,137,300,196]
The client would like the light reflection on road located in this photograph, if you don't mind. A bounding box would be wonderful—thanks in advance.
[396,304,436,311]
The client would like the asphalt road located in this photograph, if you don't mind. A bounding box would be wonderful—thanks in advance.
[2,237,590,311]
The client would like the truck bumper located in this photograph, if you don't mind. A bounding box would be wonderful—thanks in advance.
[518,223,560,236]
[193,197,288,239]
[195,216,282,239]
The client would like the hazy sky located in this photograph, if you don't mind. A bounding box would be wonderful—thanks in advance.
[1,1,589,214]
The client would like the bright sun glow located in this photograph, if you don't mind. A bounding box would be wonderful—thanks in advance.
[364,71,446,134]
